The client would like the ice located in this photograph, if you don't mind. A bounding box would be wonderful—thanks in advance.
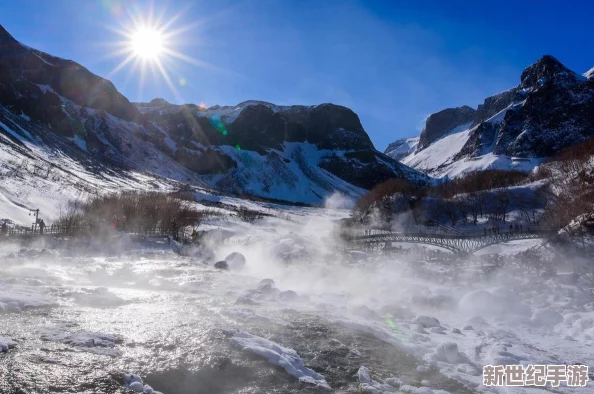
[0,336,17,352]
[40,323,123,356]
[357,366,399,393]
[228,330,331,390]
[122,373,163,394]
[0,284,57,313]
[435,342,468,364]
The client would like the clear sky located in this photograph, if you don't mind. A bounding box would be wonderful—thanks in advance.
[0,0,591,151]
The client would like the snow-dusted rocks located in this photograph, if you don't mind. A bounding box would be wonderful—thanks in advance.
[214,260,229,270]
[0,336,16,352]
[435,342,468,364]
[357,366,400,393]
[412,316,441,328]
[228,330,331,390]
[122,373,163,394]
[224,252,246,270]
[39,323,123,356]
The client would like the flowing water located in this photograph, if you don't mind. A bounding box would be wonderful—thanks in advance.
[2,216,591,394]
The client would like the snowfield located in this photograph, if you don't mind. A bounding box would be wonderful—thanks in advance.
[1,202,592,393]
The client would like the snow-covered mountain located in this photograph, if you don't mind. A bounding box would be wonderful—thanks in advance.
[384,136,419,161]
[386,55,594,178]
[0,24,428,207]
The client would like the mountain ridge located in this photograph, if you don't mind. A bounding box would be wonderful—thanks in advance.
[386,55,594,178]
[0,24,429,205]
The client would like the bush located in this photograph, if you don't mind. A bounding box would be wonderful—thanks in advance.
[431,170,528,199]
[354,178,419,214]
[54,191,202,236]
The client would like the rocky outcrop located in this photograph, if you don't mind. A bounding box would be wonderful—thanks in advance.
[384,137,419,161]
[0,25,141,124]
[417,106,475,151]
[471,88,517,127]
[388,55,594,176]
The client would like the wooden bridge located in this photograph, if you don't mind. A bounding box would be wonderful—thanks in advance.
[341,228,555,254]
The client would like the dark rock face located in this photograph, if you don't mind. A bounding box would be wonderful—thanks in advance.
[519,55,581,91]
[459,55,594,159]
[471,89,517,127]
[174,148,237,174]
[417,106,476,151]
[319,151,424,189]
[390,54,594,170]
[0,25,141,123]
[0,23,430,202]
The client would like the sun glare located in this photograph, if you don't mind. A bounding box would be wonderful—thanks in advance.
[104,2,228,102]
[130,28,164,60]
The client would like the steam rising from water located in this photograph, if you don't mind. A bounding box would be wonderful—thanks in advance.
[0,209,592,393]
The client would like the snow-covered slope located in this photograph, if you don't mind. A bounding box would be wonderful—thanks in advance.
[384,137,419,161]
[0,24,430,211]
[388,55,594,178]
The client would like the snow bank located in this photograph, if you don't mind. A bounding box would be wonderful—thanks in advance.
[122,373,163,394]
[0,336,17,352]
[0,284,56,312]
[228,330,331,390]
[40,323,123,356]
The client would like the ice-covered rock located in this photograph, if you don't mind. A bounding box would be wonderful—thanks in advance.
[358,365,373,385]
[412,316,440,328]
[122,373,162,394]
[0,336,17,352]
[214,260,229,270]
[224,252,246,270]
[257,279,276,293]
[40,324,123,356]
[357,366,399,393]
[229,330,331,390]
[435,342,469,365]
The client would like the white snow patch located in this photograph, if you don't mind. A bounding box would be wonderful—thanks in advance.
[229,330,331,390]
[39,323,123,356]
[122,373,163,394]
[0,336,17,352]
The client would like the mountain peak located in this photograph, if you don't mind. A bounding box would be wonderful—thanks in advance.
[417,105,476,151]
[520,54,581,89]
[0,24,16,40]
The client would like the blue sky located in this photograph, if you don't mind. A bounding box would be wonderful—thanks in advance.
[1,0,591,150]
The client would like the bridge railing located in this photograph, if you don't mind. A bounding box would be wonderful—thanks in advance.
[341,226,550,240]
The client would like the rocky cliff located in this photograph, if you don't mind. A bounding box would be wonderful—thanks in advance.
[0,25,428,204]
[387,55,594,178]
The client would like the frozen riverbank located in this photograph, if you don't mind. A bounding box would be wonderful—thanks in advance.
[0,209,592,393]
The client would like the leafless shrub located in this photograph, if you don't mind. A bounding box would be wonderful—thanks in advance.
[54,191,202,236]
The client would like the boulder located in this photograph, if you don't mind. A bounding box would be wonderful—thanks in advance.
[214,261,229,270]
[224,252,246,270]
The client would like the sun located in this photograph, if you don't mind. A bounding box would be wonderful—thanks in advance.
[130,27,164,60]
[104,3,229,102]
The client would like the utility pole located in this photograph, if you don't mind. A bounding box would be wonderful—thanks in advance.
[29,209,40,233]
